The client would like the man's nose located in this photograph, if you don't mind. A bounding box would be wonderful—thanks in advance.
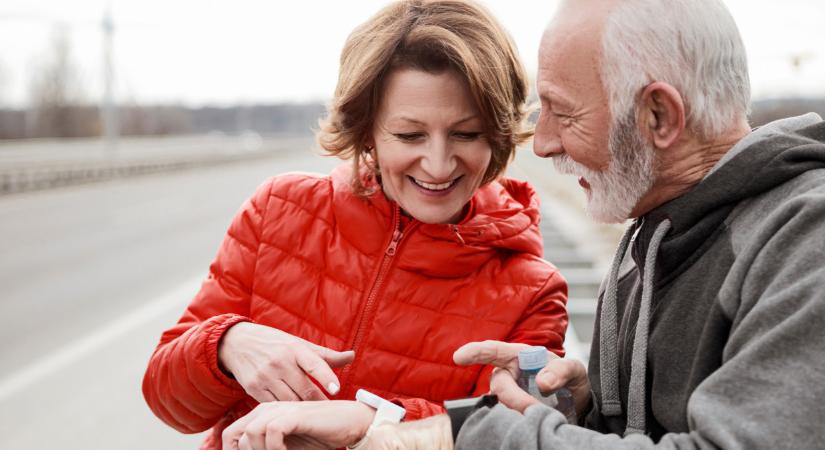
[533,113,563,158]
[421,137,457,179]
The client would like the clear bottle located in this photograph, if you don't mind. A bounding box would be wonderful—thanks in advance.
[516,346,577,423]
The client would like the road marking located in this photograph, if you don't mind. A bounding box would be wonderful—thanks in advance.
[0,277,202,403]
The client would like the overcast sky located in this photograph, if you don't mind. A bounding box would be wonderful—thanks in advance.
[1,0,823,108]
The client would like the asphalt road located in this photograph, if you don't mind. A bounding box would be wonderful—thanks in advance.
[0,142,338,449]
[0,139,605,449]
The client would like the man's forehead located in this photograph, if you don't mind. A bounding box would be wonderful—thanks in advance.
[538,22,602,78]
[537,5,609,104]
[542,0,616,48]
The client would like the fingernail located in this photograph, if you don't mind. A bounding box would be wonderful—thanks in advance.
[328,382,340,395]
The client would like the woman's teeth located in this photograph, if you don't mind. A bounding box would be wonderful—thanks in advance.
[412,177,456,191]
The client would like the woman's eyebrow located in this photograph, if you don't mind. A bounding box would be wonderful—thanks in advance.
[388,114,480,126]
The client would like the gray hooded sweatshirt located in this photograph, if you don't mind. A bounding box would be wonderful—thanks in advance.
[457,114,825,449]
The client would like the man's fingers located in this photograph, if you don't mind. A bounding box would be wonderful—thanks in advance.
[536,359,587,393]
[295,349,343,396]
[453,340,530,367]
[490,368,539,413]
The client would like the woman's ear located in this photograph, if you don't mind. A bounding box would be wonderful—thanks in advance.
[638,82,686,150]
[364,135,376,152]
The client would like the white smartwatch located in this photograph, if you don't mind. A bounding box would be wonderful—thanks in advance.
[347,389,406,449]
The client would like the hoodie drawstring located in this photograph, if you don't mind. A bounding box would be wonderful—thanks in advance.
[598,224,636,417]
[599,218,672,436]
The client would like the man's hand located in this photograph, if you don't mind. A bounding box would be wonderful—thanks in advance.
[222,400,374,450]
[218,322,355,402]
[453,340,591,416]
[453,340,537,412]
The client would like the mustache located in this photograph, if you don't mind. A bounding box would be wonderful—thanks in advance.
[552,154,602,179]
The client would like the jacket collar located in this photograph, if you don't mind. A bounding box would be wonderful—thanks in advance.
[329,164,544,278]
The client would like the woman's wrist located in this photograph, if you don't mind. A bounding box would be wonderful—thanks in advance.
[346,401,379,447]
[216,321,250,375]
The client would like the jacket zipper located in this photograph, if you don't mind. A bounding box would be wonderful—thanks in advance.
[339,206,416,396]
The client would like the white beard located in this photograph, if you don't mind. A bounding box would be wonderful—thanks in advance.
[553,112,656,223]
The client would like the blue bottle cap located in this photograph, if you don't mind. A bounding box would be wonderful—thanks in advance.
[518,346,548,371]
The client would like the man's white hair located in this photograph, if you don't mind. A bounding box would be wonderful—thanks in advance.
[600,0,751,141]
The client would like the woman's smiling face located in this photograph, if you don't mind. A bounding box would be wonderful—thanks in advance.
[371,68,492,224]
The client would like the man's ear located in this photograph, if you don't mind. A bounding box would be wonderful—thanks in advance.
[638,82,685,149]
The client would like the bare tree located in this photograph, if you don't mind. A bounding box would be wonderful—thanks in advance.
[28,26,98,138]
[0,59,8,107]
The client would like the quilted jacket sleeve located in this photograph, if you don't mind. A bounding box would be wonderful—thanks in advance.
[393,269,569,420]
[469,268,569,393]
[142,179,273,433]
[502,268,569,358]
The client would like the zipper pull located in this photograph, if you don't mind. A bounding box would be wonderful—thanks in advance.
[386,229,403,256]
[452,225,466,245]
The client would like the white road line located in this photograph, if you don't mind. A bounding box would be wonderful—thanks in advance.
[0,277,202,403]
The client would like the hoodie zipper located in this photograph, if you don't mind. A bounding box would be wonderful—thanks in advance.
[339,206,417,396]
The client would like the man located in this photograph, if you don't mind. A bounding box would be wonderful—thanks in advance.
[219,0,825,448]
[449,0,825,447]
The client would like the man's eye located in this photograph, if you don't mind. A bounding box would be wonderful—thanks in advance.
[393,133,423,142]
[553,112,574,125]
[453,131,483,141]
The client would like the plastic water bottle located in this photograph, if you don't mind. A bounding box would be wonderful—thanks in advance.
[516,346,577,423]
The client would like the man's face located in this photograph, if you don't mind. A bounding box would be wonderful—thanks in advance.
[534,18,654,223]
[554,111,656,223]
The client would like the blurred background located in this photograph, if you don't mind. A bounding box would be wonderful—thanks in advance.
[0,1,823,448]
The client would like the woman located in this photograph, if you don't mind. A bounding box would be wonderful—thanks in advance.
[142,1,568,448]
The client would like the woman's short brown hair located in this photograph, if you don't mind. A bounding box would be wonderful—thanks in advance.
[317,0,532,194]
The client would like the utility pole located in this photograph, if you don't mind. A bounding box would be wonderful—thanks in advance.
[101,4,118,149]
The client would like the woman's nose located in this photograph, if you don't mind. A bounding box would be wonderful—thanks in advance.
[420,138,457,179]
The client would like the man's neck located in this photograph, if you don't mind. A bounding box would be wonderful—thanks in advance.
[632,123,751,217]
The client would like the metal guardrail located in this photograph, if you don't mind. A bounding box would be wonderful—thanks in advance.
[540,210,601,365]
[0,133,315,195]
[0,152,274,195]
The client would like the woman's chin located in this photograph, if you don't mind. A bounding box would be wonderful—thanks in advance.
[405,205,463,225]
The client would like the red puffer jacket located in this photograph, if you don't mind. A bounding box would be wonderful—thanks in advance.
[143,164,568,448]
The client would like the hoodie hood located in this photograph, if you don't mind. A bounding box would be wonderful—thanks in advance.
[329,163,544,278]
[647,113,825,279]
[599,114,825,436]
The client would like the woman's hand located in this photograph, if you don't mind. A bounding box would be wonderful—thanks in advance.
[222,400,374,450]
[218,322,355,402]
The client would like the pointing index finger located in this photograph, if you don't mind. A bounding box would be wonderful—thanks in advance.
[453,340,531,367]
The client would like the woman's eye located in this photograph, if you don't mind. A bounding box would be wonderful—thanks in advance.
[453,131,483,141]
[393,133,423,142]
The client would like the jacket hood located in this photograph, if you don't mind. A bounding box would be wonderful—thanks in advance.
[329,163,545,278]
